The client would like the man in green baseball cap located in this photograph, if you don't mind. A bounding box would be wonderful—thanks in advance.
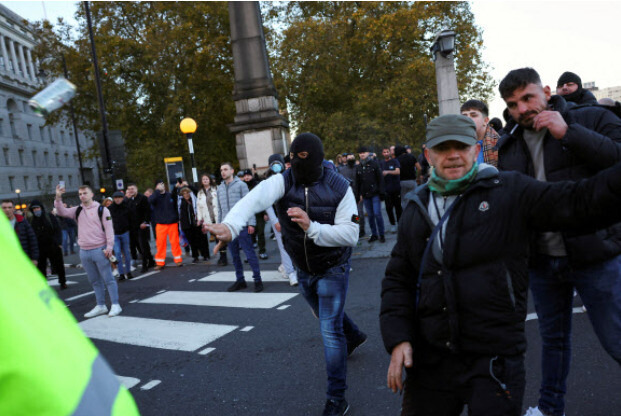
[380,114,621,415]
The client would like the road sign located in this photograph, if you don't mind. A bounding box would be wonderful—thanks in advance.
[116,179,124,190]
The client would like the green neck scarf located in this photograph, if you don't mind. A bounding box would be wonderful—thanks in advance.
[428,162,479,196]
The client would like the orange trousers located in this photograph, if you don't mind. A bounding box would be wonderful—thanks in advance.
[154,223,183,266]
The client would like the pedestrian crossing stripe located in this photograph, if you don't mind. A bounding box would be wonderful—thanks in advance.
[47,279,78,287]
[139,291,298,309]
[198,271,289,283]
[79,316,238,351]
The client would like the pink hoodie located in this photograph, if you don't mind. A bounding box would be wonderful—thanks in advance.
[54,199,114,251]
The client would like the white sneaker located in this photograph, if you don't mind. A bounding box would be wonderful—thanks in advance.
[289,271,298,287]
[112,268,119,277]
[108,304,122,317]
[130,265,136,272]
[523,406,563,416]
[84,305,108,318]
[278,264,288,279]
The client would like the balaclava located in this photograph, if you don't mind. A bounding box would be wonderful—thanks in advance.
[290,133,324,185]
[557,71,583,103]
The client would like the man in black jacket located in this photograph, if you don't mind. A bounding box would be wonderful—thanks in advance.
[338,153,365,237]
[497,67,621,416]
[109,191,133,280]
[2,199,38,264]
[28,200,66,289]
[380,114,621,416]
[555,71,597,106]
[126,184,155,272]
[356,146,386,242]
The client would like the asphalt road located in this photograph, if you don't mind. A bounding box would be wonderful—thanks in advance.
[55,237,621,416]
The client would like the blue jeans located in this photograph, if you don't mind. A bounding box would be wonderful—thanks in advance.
[80,245,119,306]
[113,231,132,275]
[530,254,621,416]
[297,260,363,400]
[62,227,76,254]
[229,229,261,282]
[363,195,384,237]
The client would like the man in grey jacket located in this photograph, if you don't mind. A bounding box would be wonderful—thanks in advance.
[217,162,263,292]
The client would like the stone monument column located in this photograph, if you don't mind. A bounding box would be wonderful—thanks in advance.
[228,1,289,170]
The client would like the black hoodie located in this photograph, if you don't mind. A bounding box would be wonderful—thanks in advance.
[29,200,62,246]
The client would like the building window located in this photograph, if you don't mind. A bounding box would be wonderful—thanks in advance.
[0,56,4,69]
[55,152,60,166]
[37,176,42,190]
[44,151,49,166]
[9,176,14,191]
[8,59,14,72]
[48,175,53,187]
[3,148,9,165]
[31,150,37,165]
[60,130,65,144]
[23,176,29,190]
[68,175,73,186]
[22,101,28,113]
[18,149,24,165]
[39,126,45,141]
[64,152,68,166]
[9,114,16,138]
[49,127,54,143]
[0,119,4,136]
[26,124,33,140]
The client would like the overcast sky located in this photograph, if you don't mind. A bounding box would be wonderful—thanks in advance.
[3,1,620,119]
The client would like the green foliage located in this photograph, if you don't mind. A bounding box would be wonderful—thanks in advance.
[265,1,494,155]
[32,2,236,189]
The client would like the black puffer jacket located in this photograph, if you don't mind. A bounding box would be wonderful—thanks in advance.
[380,163,621,357]
[29,201,62,247]
[14,214,38,260]
[108,201,131,235]
[498,95,621,267]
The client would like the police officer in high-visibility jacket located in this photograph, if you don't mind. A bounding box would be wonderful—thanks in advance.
[0,214,139,415]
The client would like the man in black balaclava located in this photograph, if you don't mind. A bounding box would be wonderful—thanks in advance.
[206,132,367,416]
[556,71,597,105]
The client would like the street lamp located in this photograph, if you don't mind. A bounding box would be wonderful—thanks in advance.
[430,28,459,115]
[180,117,198,186]
[15,188,22,207]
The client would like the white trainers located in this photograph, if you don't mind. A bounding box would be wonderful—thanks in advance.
[523,406,564,416]
[289,271,298,287]
[84,305,108,318]
[108,304,122,317]
[112,268,119,277]
[278,264,288,279]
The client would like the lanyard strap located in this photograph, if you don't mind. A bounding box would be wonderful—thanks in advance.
[415,194,461,310]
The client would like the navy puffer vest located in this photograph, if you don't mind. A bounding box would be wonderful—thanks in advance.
[276,168,352,274]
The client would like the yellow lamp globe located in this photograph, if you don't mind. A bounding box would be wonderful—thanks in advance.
[180,118,197,134]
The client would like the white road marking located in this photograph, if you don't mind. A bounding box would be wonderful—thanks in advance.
[277,305,290,310]
[157,289,166,294]
[79,316,238,351]
[140,380,161,390]
[198,270,289,283]
[140,291,298,309]
[47,279,78,287]
[130,271,159,281]
[526,306,586,322]
[188,279,196,283]
[65,273,87,277]
[129,299,139,304]
[65,291,95,301]
[117,376,141,389]
[240,326,254,332]
[198,347,216,355]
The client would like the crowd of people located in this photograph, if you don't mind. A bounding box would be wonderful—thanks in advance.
[6,67,621,416]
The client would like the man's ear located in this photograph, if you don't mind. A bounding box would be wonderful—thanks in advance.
[543,85,552,101]
[424,147,432,166]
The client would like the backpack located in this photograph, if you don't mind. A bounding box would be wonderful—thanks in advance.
[75,205,105,233]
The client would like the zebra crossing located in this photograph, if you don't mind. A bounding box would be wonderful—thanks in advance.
[76,268,299,391]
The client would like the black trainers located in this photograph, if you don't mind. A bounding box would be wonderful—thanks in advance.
[227,281,247,292]
[117,274,126,281]
[368,235,378,243]
[217,257,228,267]
[126,273,134,279]
[322,399,349,416]
[379,235,385,243]
[60,283,68,290]
[259,253,268,260]
[347,332,368,357]
[254,281,264,292]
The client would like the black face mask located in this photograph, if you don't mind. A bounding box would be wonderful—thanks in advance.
[562,87,583,103]
[290,133,325,186]
[347,159,355,167]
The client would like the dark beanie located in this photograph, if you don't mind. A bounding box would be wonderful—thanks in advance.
[290,133,324,160]
[557,71,582,88]
[358,145,370,153]
[154,179,164,187]
[268,153,285,165]
[29,199,43,210]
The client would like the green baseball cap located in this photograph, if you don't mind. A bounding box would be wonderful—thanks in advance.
[425,114,477,149]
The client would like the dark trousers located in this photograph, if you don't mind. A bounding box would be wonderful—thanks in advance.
[385,190,402,225]
[252,213,266,254]
[138,227,154,268]
[401,347,525,416]
[37,243,66,285]
[129,228,141,260]
[184,226,209,260]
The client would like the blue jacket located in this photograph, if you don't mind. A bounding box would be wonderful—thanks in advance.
[148,191,179,225]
